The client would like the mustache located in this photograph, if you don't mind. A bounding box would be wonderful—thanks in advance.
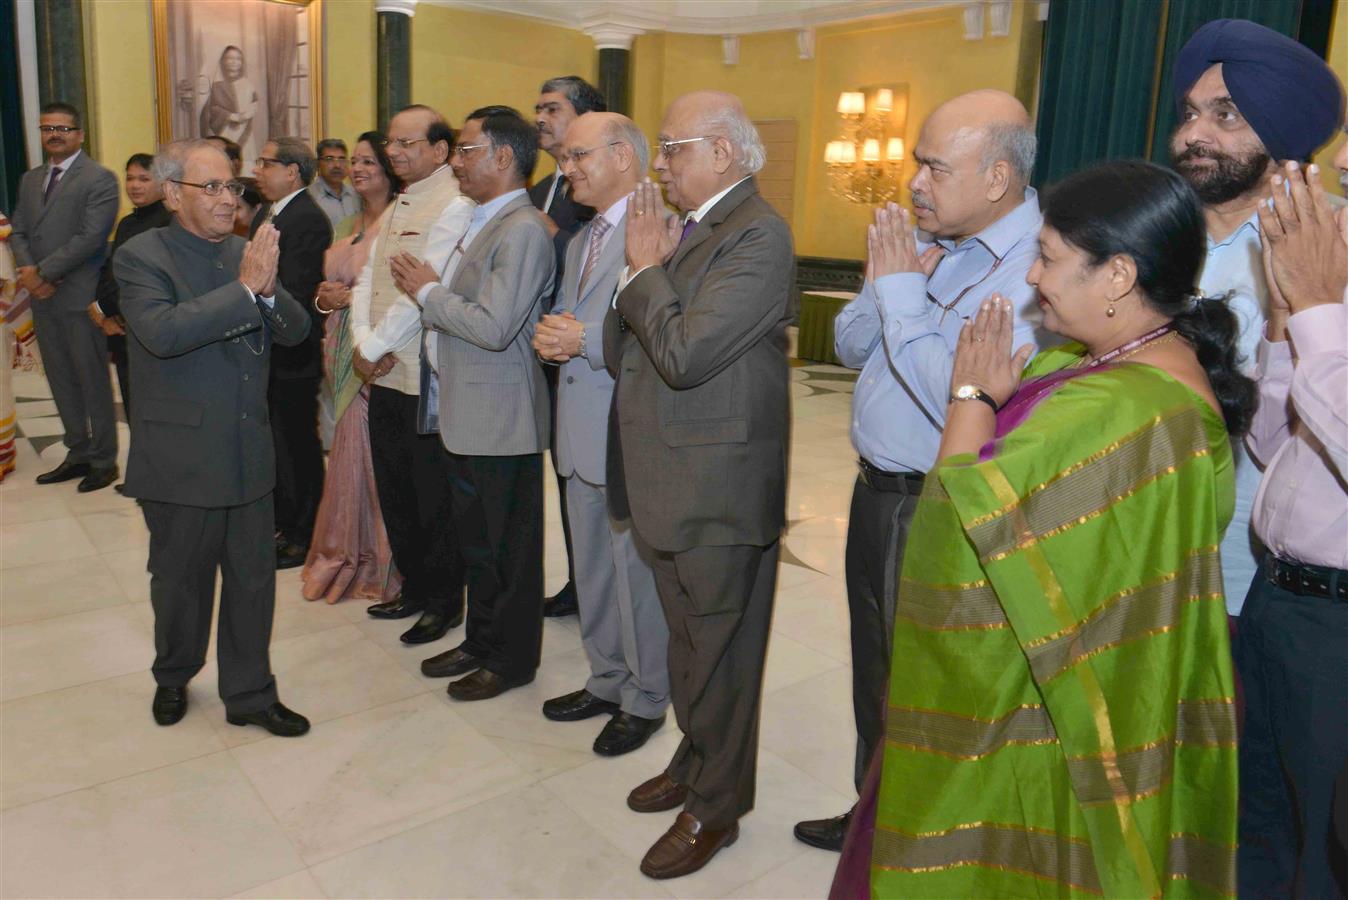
[1174,145,1228,165]
[911,192,934,211]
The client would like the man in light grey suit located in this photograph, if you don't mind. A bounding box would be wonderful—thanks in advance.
[10,102,120,491]
[607,92,795,880]
[532,112,670,757]
[389,106,554,703]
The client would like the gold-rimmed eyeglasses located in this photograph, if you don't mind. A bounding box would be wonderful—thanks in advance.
[559,141,625,166]
[656,136,716,159]
[170,179,246,198]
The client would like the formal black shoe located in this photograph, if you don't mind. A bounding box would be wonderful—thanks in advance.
[420,644,483,678]
[542,688,619,722]
[276,540,307,570]
[35,460,90,485]
[367,595,425,620]
[543,582,579,618]
[400,610,462,644]
[77,466,118,493]
[594,711,665,757]
[226,702,311,737]
[152,686,188,726]
[446,668,532,702]
[793,808,854,852]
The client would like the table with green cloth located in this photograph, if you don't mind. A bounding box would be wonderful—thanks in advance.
[795,290,857,365]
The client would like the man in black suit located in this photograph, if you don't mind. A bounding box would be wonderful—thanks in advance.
[250,137,332,568]
[530,75,605,618]
[115,139,311,736]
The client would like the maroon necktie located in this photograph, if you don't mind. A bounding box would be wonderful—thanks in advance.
[43,166,62,203]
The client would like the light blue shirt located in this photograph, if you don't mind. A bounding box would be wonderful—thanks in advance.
[308,179,361,228]
[835,188,1045,473]
[1198,212,1267,614]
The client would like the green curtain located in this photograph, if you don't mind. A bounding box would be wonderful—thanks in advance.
[1036,0,1318,188]
[1,0,26,214]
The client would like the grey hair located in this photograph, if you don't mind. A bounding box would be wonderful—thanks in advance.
[152,139,227,184]
[701,104,765,174]
[603,117,650,171]
[271,136,318,186]
[539,76,607,115]
[980,122,1037,185]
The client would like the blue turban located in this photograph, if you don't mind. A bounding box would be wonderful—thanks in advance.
[1174,18,1345,162]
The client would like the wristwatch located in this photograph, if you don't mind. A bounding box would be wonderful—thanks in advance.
[950,383,999,412]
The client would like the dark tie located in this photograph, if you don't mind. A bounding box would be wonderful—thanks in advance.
[680,216,698,243]
[43,166,62,203]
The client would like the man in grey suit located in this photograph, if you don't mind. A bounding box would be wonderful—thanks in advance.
[532,112,670,757]
[10,102,120,491]
[114,140,312,737]
[608,91,795,880]
[388,106,554,703]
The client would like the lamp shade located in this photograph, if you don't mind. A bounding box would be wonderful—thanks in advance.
[838,141,857,164]
[837,91,865,116]
[861,139,881,162]
[874,89,893,112]
[886,138,904,160]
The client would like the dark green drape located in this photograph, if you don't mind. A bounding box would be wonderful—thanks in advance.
[1,0,27,214]
[1035,0,1321,188]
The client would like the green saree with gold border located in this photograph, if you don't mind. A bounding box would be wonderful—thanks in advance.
[869,346,1238,898]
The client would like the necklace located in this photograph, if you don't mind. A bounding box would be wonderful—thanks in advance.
[1076,323,1177,369]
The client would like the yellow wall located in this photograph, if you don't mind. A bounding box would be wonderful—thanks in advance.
[325,0,377,150]
[1313,0,1347,192]
[84,0,157,218]
[410,4,594,182]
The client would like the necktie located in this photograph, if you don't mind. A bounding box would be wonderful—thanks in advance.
[680,216,698,243]
[43,166,62,204]
[577,217,611,295]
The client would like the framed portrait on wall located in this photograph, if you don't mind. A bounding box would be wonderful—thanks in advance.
[152,0,323,169]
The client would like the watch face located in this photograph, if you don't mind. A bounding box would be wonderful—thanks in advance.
[955,384,976,400]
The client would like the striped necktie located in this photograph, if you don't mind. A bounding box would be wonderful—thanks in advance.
[577,216,611,295]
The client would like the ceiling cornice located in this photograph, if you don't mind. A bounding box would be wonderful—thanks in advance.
[422,0,964,38]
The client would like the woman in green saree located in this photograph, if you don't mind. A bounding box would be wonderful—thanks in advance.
[835,160,1256,898]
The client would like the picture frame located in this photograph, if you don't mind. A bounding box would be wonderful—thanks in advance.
[152,0,324,168]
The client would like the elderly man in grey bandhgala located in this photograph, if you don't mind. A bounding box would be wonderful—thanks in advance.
[114,139,312,737]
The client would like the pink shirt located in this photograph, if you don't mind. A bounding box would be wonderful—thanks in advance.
[1247,301,1348,570]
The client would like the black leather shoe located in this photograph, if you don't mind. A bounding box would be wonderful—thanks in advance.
[542,688,619,722]
[367,595,424,620]
[226,702,310,737]
[594,711,665,756]
[77,466,119,493]
[420,644,483,678]
[400,610,462,644]
[793,808,854,852]
[543,582,579,618]
[446,668,532,702]
[35,460,90,485]
[152,686,188,726]
[276,540,307,570]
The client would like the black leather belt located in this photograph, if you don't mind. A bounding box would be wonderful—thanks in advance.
[858,458,925,494]
[1266,556,1348,602]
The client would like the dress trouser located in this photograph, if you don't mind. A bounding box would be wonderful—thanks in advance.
[268,374,325,547]
[566,473,669,718]
[647,539,779,830]
[545,364,577,592]
[367,385,462,616]
[845,472,921,790]
[108,333,130,421]
[141,494,279,715]
[444,451,544,682]
[31,301,117,468]
[1237,561,1348,899]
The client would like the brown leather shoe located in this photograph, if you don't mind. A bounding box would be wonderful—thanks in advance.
[445,668,532,702]
[639,811,739,879]
[627,772,687,813]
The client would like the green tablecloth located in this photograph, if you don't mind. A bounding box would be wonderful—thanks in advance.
[796,292,854,365]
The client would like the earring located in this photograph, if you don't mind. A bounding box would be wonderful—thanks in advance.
[1106,303,1116,318]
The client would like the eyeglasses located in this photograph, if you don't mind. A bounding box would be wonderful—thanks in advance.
[379,137,429,150]
[656,136,716,159]
[559,141,625,166]
[319,155,347,163]
[170,179,246,197]
[39,125,79,134]
[255,157,291,169]
[450,142,490,158]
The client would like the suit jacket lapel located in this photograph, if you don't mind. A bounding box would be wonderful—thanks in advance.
[575,222,625,311]
[668,177,759,272]
[32,153,86,228]
[449,192,532,292]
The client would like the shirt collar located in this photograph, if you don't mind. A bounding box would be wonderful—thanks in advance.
[934,186,1041,259]
[472,187,528,225]
[597,193,630,231]
[403,164,454,195]
[1207,211,1261,252]
[48,149,82,175]
[269,187,306,218]
[688,176,752,224]
[314,179,353,200]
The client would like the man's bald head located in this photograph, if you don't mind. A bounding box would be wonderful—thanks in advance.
[909,89,1037,241]
[655,90,765,212]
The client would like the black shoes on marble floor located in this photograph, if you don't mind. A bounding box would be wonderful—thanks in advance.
[542,688,618,721]
[34,460,118,492]
[153,688,310,738]
[399,610,463,644]
[543,581,579,617]
[152,686,188,726]
[543,688,665,756]
[793,808,854,852]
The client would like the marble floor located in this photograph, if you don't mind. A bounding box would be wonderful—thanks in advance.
[0,362,861,899]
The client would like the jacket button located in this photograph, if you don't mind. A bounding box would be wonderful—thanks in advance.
[241,412,248,419]
[566,376,575,384]
[216,262,223,269]
[243,374,249,381]
[233,337,240,343]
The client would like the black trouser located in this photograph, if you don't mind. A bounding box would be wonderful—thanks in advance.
[444,451,544,682]
[648,539,779,830]
[141,494,278,715]
[31,302,117,468]
[367,385,463,616]
[544,364,576,593]
[1237,560,1348,899]
[268,375,324,547]
[108,333,131,421]
[845,469,921,791]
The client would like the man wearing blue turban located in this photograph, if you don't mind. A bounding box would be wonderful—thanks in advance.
[1171,18,1348,900]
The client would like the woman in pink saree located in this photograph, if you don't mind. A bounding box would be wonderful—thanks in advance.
[301,132,403,603]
